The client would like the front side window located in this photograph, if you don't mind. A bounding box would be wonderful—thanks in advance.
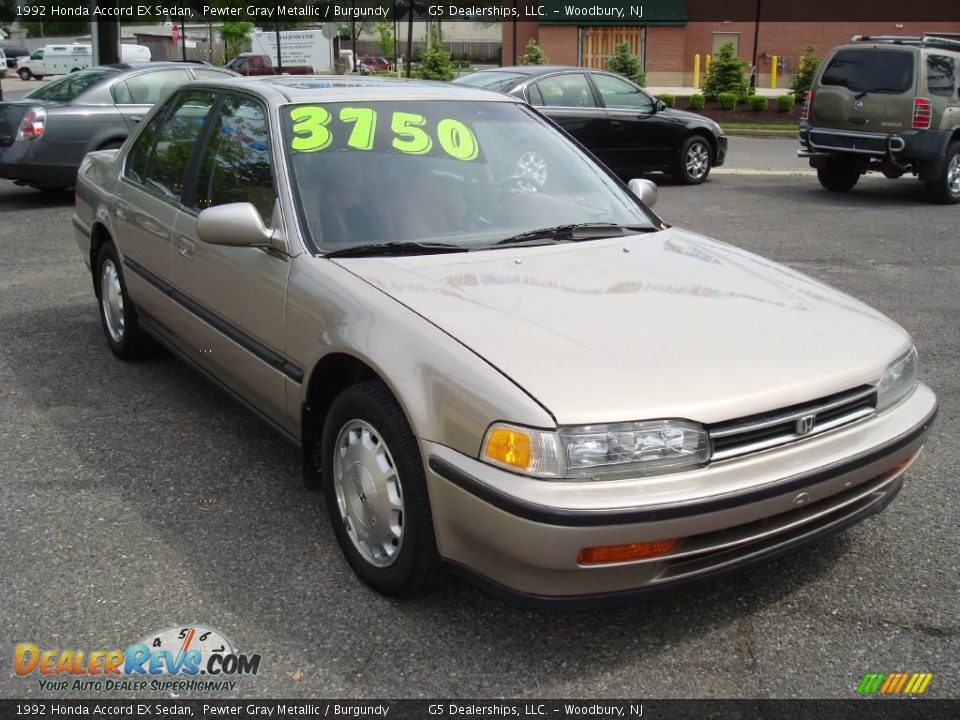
[119,69,191,105]
[31,50,43,60]
[282,99,652,251]
[193,95,275,221]
[592,73,655,111]
[927,54,957,98]
[125,90,216,200]
[821,50,915,94]
[535,74,598,108]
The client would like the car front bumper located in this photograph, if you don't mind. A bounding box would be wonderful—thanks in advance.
[423,383,937,608]
[714,134,728,167]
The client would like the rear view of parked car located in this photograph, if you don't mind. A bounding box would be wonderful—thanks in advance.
[799,34,960,204]
[0,62,235,191]
[456,66,727,185]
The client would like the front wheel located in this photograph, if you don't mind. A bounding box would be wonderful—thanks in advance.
[927,142,960,205]
[17,68,31,81]
[817,161,861,192]
[321,381,442,597]
[95,243,153,359]
[673,136,713,185]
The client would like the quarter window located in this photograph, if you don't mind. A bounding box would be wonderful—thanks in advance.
[193,95,275,222]
[592,73,655,111]
[927,54,957,98]
[125,90,216,200]
[535,73,598,108]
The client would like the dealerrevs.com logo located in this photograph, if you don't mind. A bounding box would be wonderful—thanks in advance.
[14,625,261,693]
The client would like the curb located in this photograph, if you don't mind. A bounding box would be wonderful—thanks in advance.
[722,128,799,139]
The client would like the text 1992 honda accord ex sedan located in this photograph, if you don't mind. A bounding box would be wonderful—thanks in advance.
[72,77,937,607]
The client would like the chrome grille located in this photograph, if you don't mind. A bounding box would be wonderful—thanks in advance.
[708,385,877,461]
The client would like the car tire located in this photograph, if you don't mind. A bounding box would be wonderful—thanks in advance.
[321,380,442,597]
[95,242,153,360]
[817,161,861,192]
[17,68,31,81]
[673,135,713,185]
[927,141,960,205]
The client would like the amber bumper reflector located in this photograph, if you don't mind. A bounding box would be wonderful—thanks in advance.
[578,539,681,565]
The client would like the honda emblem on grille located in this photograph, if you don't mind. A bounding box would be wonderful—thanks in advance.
[796,414,817,435]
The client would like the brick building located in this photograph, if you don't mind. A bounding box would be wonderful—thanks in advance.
[502,1,960,88]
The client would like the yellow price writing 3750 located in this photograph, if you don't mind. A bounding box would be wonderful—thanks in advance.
[288,106,480,162]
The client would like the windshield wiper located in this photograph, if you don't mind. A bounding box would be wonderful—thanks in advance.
[495,223,656,247]
[853,87,897,99]
[324,241,469,258]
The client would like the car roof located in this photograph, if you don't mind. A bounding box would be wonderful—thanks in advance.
[475,65,597,77]
[179,75,517,103]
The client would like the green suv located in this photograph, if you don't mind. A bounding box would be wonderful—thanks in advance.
[798,34,960,204]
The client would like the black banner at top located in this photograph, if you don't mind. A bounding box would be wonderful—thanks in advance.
[8,1,960,24]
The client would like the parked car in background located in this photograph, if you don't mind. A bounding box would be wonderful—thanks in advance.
[17,43,152,80]
[359,56,389,74]
[1,46,31,70]
[225,53,312,76]
[72,76,935,605]
[798,34,960,204]
[456,65,727,184]
[0,50,6,79]
[0,62,236,191]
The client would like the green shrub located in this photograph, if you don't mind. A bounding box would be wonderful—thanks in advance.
[791,44,822,99]
[688,93,705,111]
[776,94,796,113]
[718,92,738,111]
[419,28,455,81]
[703,41,750,100]
[749,95,769,112]
[659,93,676,108]
[519,39,548,65]
[606,42,646,86]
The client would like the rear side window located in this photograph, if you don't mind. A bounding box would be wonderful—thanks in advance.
[821,50,914,94]
[535,73,598,108]
[117,69,191,105]
[927,54,957,98]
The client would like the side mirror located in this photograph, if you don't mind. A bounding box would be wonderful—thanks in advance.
[655,99,667,113]
[628,178,658,208]
[197,202,274,247]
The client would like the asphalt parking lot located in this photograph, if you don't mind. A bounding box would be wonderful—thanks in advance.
[1,139,957,699]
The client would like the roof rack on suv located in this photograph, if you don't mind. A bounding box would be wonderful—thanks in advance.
[850,34,960,51]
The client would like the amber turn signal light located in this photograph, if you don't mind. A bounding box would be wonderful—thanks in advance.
[578,539,681,565]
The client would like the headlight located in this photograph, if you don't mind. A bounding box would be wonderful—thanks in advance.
[876,347,919,412]
[482,420,710,480]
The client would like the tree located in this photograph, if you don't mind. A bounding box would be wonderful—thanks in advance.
[791,44,822,98]
[606,42,645,86]
[519,39,547,65]
[375,21,395,59]
[703,41,749,100]
[220,21,253,61]
[419,24,454,81]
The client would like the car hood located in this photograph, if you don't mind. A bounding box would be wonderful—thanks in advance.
[662,108,718,126]
[337,229,910,426]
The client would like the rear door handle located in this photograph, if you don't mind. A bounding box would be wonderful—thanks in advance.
[177,236,195,261]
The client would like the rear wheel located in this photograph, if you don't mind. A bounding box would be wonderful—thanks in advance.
[673,136,713,185]
[817,160,861,192]
[95,242,153,360]
[927,142,960,205]
[321,381,442,597]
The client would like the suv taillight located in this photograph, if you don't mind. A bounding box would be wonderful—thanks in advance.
[802,91,813,121]
[912,97,932,130]
[15,108,46,141]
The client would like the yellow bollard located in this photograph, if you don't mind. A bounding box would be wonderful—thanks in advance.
[693,54,700,89]
[705,54,712,77]
[770,55,778,89]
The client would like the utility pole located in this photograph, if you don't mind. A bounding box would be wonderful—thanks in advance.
[91,1,120,65]
[751,0,762,90]
[275,23,283,73]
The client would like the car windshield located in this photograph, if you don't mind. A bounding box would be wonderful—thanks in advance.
[26,69,118,101]
[456,71,527,92]
[282,99,654,253]
[820,50,915,94]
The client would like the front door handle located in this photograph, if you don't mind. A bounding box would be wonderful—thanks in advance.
[177,236,195,261]
[130,115,144,123]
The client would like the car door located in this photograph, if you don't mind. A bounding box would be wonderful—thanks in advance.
[589,72,676,174]
[113,88,218,330]
[526,72,611,156]
[111,68,192,130]
[168,91,292,425]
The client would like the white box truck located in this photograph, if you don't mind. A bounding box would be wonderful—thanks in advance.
[17,44,151,80]
[250,29,336,74]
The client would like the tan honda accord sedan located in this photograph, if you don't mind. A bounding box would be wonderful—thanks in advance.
[72,76,937,607]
